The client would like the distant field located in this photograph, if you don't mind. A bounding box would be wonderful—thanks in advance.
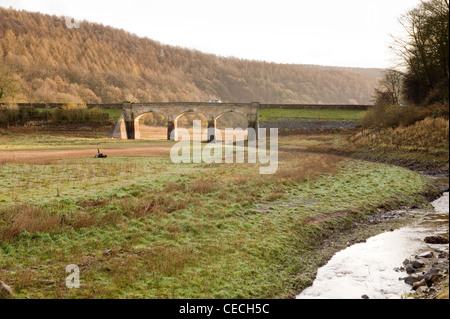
[97,108,366,123]
[259,109,366,121]
[35,107,124,122]
[32,107,365,123]
[102,108,123,121]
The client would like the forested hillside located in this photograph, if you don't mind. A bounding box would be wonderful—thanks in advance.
[0,7,382,104]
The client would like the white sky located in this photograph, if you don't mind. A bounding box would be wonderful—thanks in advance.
[0,0,421,68]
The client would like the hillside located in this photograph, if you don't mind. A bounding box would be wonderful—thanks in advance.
[0,7,381,104]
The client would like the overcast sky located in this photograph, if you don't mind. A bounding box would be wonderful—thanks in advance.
[0,0,421,68]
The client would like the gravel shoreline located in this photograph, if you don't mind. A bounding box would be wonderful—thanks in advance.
[397,240,449,299]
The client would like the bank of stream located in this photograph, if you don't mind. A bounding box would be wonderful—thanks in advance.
[297,187,449,299]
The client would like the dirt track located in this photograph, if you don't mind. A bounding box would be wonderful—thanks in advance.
[0,145,173,164]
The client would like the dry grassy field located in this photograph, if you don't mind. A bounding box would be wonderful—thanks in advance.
[0,115,444,298]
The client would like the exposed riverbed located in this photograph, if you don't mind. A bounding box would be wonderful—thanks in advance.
[297,192,449,299]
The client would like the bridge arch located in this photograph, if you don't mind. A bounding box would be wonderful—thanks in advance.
[134,111,168,140]
[215,111,249,142]
[174,110,208,122]
[174,111,208,141]
[119,102,260,141]
[215,111,249,128]
[215,109,249,121]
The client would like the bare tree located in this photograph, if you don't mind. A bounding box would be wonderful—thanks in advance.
[390,0,449,104]
[375,69,404,105]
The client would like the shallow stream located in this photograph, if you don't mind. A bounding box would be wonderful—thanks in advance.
[297,192,449,299]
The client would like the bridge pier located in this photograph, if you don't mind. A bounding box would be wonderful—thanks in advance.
[248,120,259,141]
[125,120,135,139]
[167,120,175,140]
[207,119,216,143]
[123,103,135,139]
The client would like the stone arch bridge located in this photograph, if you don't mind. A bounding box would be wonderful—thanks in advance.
[112,102,260,141]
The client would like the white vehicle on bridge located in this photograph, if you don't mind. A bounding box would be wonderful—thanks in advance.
[208,99,222,103]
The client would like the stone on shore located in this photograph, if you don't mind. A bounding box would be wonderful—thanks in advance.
[412,278,427,290]
[424,269,440,287]
[405,275,422,285]
[405,264,415,274]
[424,236,449,244]
[411,260,425,269]
[0,281,14,298]
[417,251,434,259]
[399,247,449,299]
[415,286,429,295]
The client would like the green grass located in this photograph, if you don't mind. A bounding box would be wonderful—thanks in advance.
[259,109,366,121]
[0,137,440,299]
[101,108,123,121]
[36,107,123,121]
[0,157,170,206]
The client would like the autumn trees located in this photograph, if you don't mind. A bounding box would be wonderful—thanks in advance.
[0,7,379,104]
[0,61,22,102]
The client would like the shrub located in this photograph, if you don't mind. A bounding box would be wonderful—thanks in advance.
[18,105,39,122]
[360,104,425,129]
[420,103,449,120]
[37,108,53,122]
[0,104,40,124]
[0,103,112,125]
[0,105,19,124]
[88,107,110,123]
[52,104,109,123]
[53,103,89,123]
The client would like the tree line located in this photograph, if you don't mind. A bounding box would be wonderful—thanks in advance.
[0,7,380,105]
[363,0,449,128]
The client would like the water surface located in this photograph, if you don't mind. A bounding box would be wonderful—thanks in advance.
[297,192,449,299]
